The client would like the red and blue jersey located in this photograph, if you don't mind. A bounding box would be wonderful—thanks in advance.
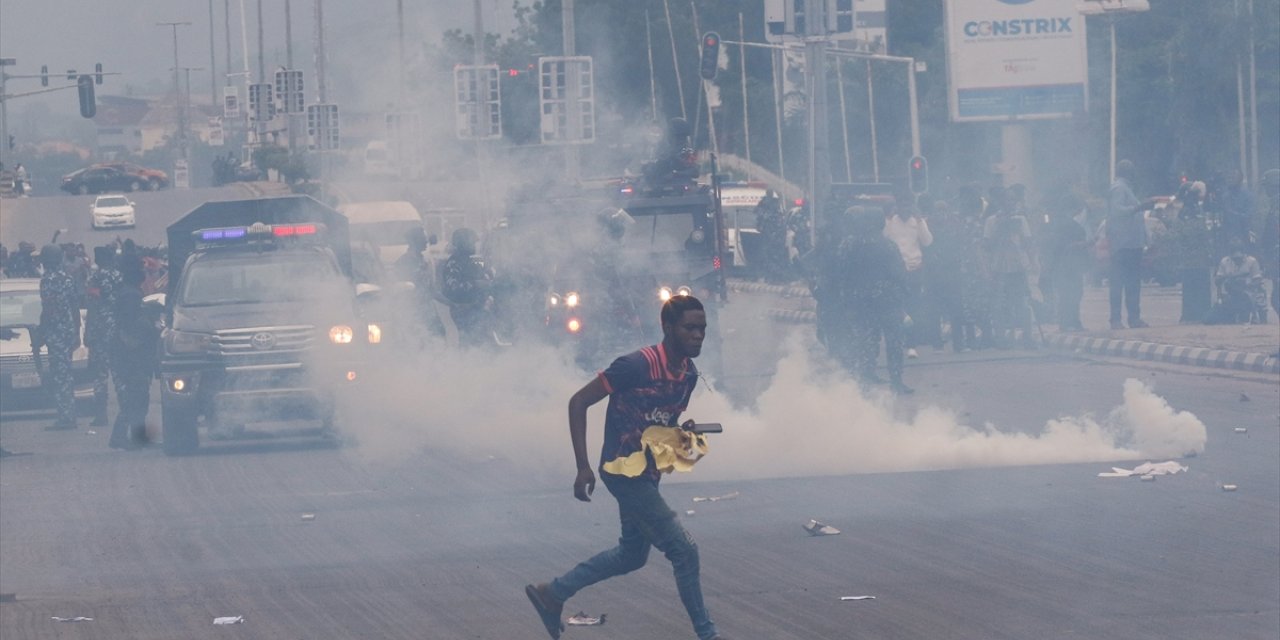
[598,344,698,482]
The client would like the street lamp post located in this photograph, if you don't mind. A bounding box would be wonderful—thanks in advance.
[1077,0,1149,183]
[158,21,194,159]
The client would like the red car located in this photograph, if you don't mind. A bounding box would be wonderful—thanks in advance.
[92,162,170,191]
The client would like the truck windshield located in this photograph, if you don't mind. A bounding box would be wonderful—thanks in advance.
[179,253,346,306]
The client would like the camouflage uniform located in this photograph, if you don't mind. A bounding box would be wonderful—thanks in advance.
[85,264,122,425]
[834,212,910,390]
[442,249,494,348]
[108,283,158,447]
[39,266,82,427]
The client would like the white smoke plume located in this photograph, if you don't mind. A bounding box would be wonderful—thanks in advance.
[345,332,1207,481]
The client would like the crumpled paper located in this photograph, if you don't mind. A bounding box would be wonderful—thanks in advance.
[1098,461,1188,478]
[692,491,739,503]
[566,612,606,626]
[803,519,841,536]
[602,426,709,477]
[841,596,876,601]
[51,617,93,622]
[213,616,245,625]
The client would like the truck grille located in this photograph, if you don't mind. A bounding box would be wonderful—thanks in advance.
[213,325,315,364]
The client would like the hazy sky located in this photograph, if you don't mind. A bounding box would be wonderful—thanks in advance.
[0,0,519,115]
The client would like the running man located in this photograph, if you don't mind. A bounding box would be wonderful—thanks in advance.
[525,295,728,640]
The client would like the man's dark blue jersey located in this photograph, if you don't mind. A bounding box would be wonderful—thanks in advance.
[598,343,698,482]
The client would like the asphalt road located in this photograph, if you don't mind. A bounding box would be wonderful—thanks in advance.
[0,185,266,249]
[1,338,1275,639]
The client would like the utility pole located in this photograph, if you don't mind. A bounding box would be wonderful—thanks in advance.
[562,0,580,181]
[315,0,327,102]
[803,0,829,249]
[397,0,405,107]
[257,0,266,82]
[224,0,232,86]
[0,57,14,167]
[1247,0,1258,187]
[209,0,218,106]
[285,0,294,69]
[158,21,193,159]
[646,9,658,121]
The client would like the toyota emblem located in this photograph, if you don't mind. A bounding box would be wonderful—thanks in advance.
[250,332,277,350]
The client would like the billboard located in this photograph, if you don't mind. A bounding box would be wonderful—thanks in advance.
[944,0,1089,121]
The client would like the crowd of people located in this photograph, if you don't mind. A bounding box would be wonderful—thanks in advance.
[743,160,1280,393]
[1,238,165,447]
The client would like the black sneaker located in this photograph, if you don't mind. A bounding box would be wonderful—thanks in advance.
[525,583,565,639]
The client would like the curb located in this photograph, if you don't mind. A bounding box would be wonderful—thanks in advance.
[760,307,1279,374]
[1045,334,1280,374]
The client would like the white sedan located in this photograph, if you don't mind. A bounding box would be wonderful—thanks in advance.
[91,194,136,230]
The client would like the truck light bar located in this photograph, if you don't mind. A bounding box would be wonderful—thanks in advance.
[194,223,325,243]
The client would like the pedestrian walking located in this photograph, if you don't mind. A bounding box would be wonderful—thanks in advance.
[1105,160,1151,329]
[38,244,81,430]
[883,199,933,358]
[85,246,122,426]
[525,295,728,640]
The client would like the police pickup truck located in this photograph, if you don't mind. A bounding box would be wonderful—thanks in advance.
[157,196,380,454]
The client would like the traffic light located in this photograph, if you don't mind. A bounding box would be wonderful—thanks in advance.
[700,31,720,81]
[77,74,96,119]
[95,62,103,85]
[908,155,928,195]
[41,65,48,87]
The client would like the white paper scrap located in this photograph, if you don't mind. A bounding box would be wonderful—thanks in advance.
[566,612,606,626]
[51,617,94,622]
[213,616,245,625]
[1097,461,1188,478]
[692,491,740,503]
[803,519,841,536]
[840,596,876,601]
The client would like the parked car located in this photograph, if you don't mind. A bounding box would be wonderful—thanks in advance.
[61,166,145,195]
[94,162,169,191]
[90,194,136,230]
[0,278,92,411]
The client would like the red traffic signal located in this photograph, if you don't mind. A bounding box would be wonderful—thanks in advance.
[700,31,721,81]
[908,156,928,195]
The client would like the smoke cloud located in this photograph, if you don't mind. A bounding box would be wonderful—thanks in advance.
[343,332,1207,481]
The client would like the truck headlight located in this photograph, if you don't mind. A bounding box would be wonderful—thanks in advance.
[548,293,561,307]
[328,325,354,344]
[164,329,213,354]
[367,323,382,344]
[658,286,673,302]
[676,285,693,297]
[565,291,580,308]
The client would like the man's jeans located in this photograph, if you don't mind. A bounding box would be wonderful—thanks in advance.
[1109,248,1144,324]
[550,476,718,640]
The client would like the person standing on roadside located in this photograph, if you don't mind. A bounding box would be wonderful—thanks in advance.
[1105,160,1151,329]
[525,296,728,640]
[883,198,933,358]
[85,246,122,427]
[107,251,158,450]
[38,244,81,430]
[843,208,913,393]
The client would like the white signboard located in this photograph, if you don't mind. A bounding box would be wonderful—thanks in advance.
[223,86,240,119]
[944,0,1089,121]
[173,158,189,189]
[208,117,224,147]
[538,56,595,145]
[454,65,502,140]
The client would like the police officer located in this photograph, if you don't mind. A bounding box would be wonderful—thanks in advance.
[393,227,445,340]
[38,244,82,429]
[85,246,122,426]
[441,228,494,348]
[837,208,913,394]
[755,191,788,282]
[7,241,41,277]
[108,253,158,450]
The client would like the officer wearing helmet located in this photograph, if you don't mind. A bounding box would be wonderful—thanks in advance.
[441,227,495,347]
[38,244,82,430]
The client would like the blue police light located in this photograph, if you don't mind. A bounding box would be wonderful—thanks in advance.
[198,226,249,241]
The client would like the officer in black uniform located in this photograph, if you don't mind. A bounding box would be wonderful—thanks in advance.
[836,207,913,394]
[38,244,82,429]
[85,246,122,426]
[441,228,494,348]
[108,252,158,450]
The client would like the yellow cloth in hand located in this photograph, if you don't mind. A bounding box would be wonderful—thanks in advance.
[601,426,710,477]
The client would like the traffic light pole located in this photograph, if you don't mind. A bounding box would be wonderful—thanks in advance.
[803,0,829,252]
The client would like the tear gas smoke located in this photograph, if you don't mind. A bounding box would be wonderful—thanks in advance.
[346,332,1206,481]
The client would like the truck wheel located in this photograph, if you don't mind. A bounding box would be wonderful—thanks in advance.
[162,402,199,455]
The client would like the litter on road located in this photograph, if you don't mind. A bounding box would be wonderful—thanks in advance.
[1234,428,1248,434]
[51,617,93,622]
[692,491,740,503]
[301,513,316,521]
[841,596,876,601]
[1222,484,1239,492]
[566,612,606,626]
[1140,475,1156,482]
[803,519,841,536]
[685,510,696,516]
[1097,461,1188,478]
[213,616,245,625]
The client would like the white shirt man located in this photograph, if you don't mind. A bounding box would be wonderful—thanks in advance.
[883,209,933,272]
